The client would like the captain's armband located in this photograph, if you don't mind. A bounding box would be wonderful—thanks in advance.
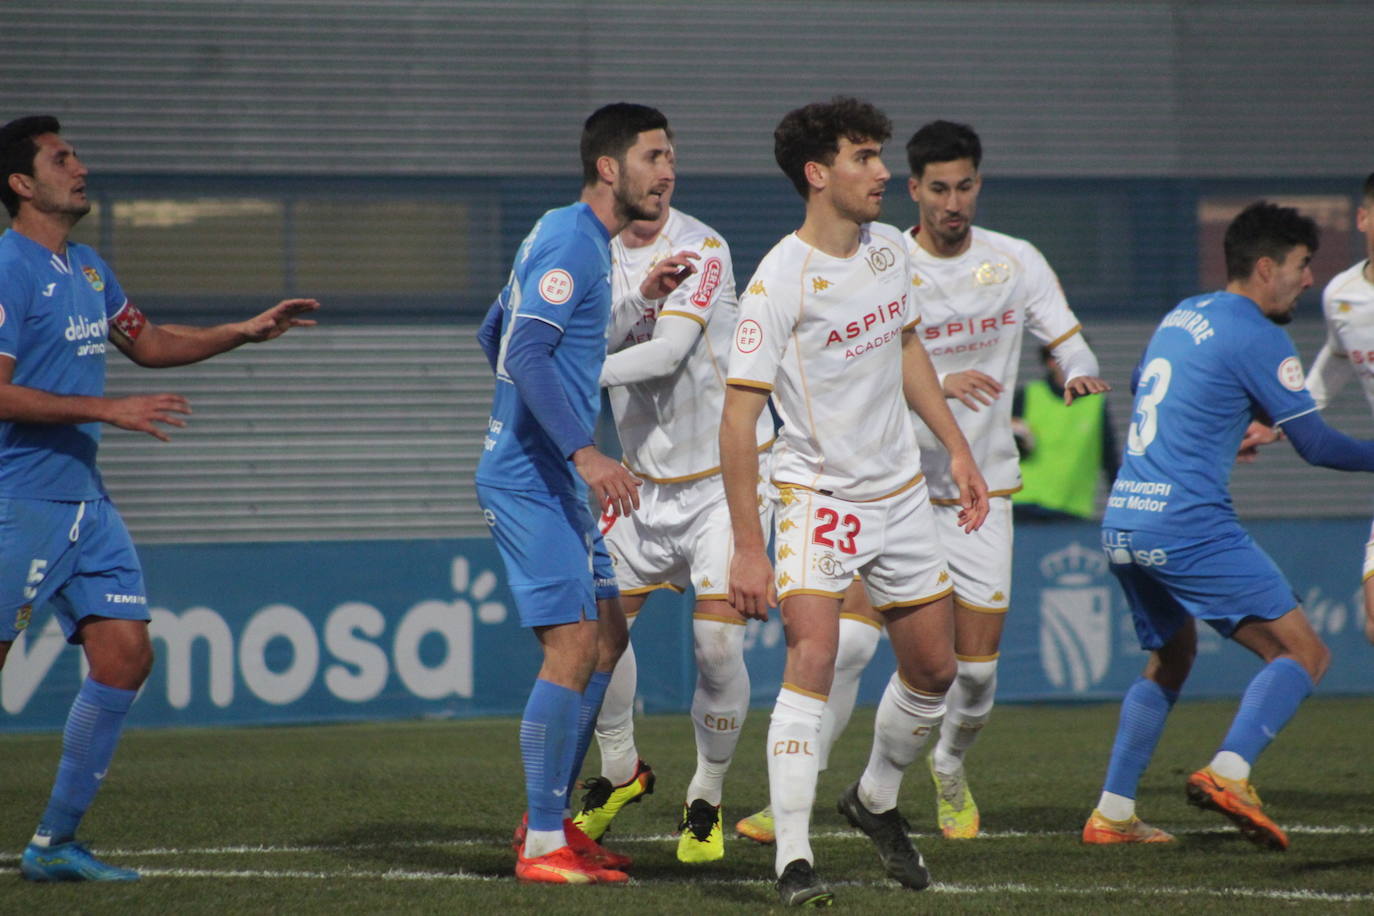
[111,302,149,342]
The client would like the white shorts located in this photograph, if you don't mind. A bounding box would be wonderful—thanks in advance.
[932,496,1013,613]
[773,479,951,610]
[602,470,772,604]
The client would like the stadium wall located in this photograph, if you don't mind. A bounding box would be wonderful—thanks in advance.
[3,522,1371,732]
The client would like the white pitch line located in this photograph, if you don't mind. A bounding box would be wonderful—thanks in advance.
[0,823,1370,863]
[0,866,1370,904]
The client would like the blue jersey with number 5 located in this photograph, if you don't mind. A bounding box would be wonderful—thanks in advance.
[1104,291,1316,536]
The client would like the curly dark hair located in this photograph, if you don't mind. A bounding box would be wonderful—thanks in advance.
[774,97,892,198]
[1224,201,1320,281]
[905,120,982,178]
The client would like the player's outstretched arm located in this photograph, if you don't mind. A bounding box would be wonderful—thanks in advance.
[1048,332,1111,405]
[1305,340,1351,410]
[901,330,989,532]
[605,250,700,345]
[113,298,320,368]
[0,356,190,441]
[1236,420,1284,463]
[721,384,775,620]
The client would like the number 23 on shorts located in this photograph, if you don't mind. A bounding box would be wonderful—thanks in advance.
[813,507,860,555]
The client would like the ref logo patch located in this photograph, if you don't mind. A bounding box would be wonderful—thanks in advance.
[735,319,763,353]
[1277,356,1305,391]
[538,269,574,305]
[83,267,105,291]
[690,257,722,308]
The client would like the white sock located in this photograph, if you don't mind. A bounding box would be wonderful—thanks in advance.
[594,623,640,787]
[932,658,998,774]
[768,686,825,876]
[1209,750,1251,781]
[523,827,566,859]
[858,674,945,814]
[817,616,881,771]
[1096,791,1135,822]
[686,618,749,806]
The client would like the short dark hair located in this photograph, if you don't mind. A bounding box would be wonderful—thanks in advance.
[906,120,982,178]
[580,103,671,187]
[1223,201,1320,281]
[773,97,892,198]
[1363,171,1374,203]
[1,115,61,217]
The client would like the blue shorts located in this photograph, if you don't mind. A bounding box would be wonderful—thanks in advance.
[477,484,617,628]
[0,497,148,644]
[1102,525,1298,650]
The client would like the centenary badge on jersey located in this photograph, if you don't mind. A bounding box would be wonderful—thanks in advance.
[1277,356,1305,391]
[538,269,574,305]
[83,267,105,291]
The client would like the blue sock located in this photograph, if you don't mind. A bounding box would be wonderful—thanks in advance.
[35,678,137,845]
[1102,677,1179,800]
[519,678,580,833]
[566,670,612,800]
[1219,657,1314,763]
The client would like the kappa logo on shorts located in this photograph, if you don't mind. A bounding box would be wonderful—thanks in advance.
[14,604,32,631]
[538,269,574,305]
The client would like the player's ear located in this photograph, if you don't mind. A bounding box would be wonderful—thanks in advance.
[596,154,620,186]
[804,160,828,195]
[907,175,920,202]
[7,172,34,202]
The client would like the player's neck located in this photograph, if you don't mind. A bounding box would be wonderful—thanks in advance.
[796,207,863,259]
[580,185,630,239]
[620,212,668,249]
[913,224,972,259]
[10,210,74,255]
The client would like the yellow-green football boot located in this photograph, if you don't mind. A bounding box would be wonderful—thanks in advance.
[735,804,775,845]
[571,759,654,842]
[929,756,980,839]
[677,799,724,863]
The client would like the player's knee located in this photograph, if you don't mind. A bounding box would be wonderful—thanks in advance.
[899,656,956,696]
[955,658,998,697]
[834,620,881,671]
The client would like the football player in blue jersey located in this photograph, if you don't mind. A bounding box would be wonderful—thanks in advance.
[1084,201,1374,851]
[474,103,696,886]
[0,115,319,882]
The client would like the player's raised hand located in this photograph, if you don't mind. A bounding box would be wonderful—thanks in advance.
[950,451,990,533]
[104,393,191,442]
[639,250,700,301]
[573,445,641,517]
[1063,374,1111,405]
[942,369,1002,411]
[728,547,775,621]
[238,298,321,343]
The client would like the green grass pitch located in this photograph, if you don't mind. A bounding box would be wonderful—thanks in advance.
[3,697,1372,913]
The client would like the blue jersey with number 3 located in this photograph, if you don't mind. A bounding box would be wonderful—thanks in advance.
[1105,291,1316,536]
[475,203,612,497]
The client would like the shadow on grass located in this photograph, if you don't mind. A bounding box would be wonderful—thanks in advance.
[308,821,513,876]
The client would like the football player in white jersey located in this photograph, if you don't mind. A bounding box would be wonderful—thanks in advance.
[810,120,1110,841]
[1304,171,1374,643]
[721,97,989,906]
[575,179,774,864]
